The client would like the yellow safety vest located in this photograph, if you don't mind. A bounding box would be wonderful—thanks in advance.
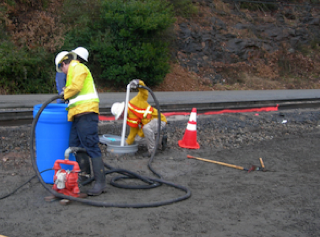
[127,102,153,128]
[65,60,99,110]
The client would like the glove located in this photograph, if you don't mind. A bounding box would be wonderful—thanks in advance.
[59,90,64,99]
[130,79,140,89]
[58,87,68,104]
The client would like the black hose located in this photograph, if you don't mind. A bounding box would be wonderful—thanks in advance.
[108,84,162,189]
[141,85,162,178]
[0,169,51,200]
[28,92,191,208]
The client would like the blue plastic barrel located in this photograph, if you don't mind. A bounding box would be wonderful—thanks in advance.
[33,104,75,184]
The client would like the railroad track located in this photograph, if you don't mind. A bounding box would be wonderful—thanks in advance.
[2,98,320,126]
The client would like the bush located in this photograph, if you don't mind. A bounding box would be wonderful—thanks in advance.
[168,0,198,17]
[0,41,55,94]
[62,0,176,87]
[0,0,63,94]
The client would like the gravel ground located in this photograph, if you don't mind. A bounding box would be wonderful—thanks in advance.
[2,108,320,157]
[1,108,320,236]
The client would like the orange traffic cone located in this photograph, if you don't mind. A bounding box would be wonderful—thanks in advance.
[178,108,200,149]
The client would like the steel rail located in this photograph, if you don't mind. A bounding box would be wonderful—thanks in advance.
[1,98,320,126]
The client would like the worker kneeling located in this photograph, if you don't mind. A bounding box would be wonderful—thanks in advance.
[111,79,167,157]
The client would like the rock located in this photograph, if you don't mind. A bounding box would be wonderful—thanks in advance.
[173,1,320,80]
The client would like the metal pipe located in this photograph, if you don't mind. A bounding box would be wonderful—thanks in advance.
[120,83,131,146]
[64,147,87,160]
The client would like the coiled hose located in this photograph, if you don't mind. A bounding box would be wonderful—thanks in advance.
[30,87,191,208]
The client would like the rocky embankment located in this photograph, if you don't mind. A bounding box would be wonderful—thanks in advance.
[175,1,320,84]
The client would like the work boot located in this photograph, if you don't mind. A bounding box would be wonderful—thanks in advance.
[75,152,91,183]
[87,157,106,196]
[161,134,167,151]
[159,127,168,151]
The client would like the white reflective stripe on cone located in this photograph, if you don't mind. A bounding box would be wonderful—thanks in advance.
[186,123,197,131]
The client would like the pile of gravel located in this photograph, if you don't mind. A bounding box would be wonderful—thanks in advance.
[2,108,320,157]
[100,108,320,152]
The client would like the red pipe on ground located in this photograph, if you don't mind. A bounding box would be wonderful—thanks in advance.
[98,104,279,121]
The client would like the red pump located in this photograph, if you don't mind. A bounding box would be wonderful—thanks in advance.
[52,159,81,197]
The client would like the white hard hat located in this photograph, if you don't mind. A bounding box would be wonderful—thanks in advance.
[55,51,77,72]
[72,47,89,62]
[111,102,125,120]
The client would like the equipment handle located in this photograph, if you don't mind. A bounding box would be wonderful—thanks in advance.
[187,155,246,171]
[53,159,80,172]
[259,158,265,168]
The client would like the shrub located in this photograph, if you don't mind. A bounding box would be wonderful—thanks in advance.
[0,0,62,94]
[62,0,176,87]
[0,41,55,94]
[168,0,198,17]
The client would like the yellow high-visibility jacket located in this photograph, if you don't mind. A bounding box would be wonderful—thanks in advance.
[64,60,99,121]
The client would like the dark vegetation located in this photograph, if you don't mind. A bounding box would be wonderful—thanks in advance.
[0,0,319,94]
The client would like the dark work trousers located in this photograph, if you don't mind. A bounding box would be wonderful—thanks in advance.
[69,112,101,159]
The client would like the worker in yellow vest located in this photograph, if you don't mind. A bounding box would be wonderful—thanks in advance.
[111,79,167,157]
[55,51,105,196]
